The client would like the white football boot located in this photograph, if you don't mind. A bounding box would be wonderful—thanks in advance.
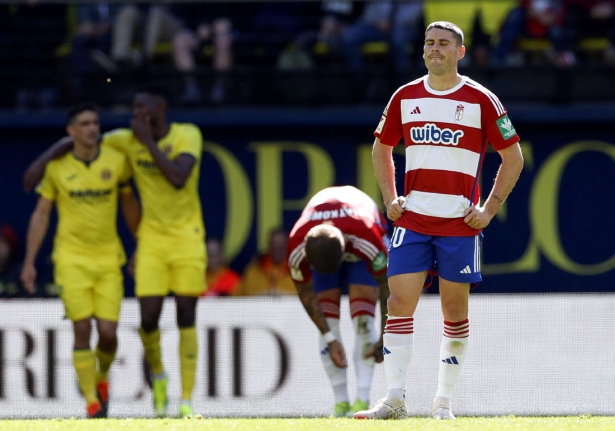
[432,396,456,420]
[353,397,408,420]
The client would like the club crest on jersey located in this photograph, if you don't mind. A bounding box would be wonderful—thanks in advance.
[163,144,173,154]
[410,123,464,146]
[455,104,464,121]
[101,169,112,180]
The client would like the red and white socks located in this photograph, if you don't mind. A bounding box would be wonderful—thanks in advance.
[383,316,414,401]
[436,319,470,400]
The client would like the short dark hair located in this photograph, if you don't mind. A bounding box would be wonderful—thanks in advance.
[136,83,170,102]
[425,21,464,46]
[67,102,99,125]
[304,224,345,275]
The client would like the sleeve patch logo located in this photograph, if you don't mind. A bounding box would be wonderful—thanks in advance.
[290,267,304,281]
[371,251,387,271]
[375,108,388,134]
[496,115,517,139]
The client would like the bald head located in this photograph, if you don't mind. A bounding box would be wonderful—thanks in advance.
[304,224,345,275]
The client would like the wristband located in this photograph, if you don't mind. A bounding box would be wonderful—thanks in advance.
[323,331,337,343]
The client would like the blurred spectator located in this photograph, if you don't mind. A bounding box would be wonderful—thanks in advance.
[70,2,117,98]
[235,2,321,67]
[340,1,424,80]
[234,227,296,296]
[492,0,575,67]
[564,0,615,64]
[202,238,240,297]
[293,0,359,63]
[106,3,182,69]
[172,3,234,105]
[4,0,67,110]
[0,224,24,298]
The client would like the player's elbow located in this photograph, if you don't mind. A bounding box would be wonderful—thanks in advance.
[171,180,186,189]
[512,153,524,176]
[170,175,188,189]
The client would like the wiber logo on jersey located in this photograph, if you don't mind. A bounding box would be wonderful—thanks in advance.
[410,123,464,146]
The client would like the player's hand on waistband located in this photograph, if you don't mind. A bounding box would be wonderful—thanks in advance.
[463,205,493,230]
[387,196,405,222]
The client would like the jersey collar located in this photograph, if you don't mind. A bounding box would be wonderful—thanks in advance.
[422,75,466,96]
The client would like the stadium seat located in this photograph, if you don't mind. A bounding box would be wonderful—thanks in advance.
[578,37,610,52]
[424,0,478,46]
[477,0,516,45]
[518,38,552,52]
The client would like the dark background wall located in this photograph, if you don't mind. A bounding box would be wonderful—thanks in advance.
[1,106,615,295]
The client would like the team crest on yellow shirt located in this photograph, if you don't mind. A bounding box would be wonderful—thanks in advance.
[163,144,173,154]
[101,169,112,181]
[455,104,464,121]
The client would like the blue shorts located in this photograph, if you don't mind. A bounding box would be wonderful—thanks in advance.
[388,227,483,285]
[313,260,378,294]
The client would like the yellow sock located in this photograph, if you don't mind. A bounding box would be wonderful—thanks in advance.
[95,346,116,382]
[139,328,164,375]
[179,326,198,400]
[73,349,98,404]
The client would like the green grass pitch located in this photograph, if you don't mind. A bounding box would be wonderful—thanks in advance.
[1,417,615,431]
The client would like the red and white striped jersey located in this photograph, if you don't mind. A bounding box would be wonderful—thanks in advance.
[375,75,520,236]
[287,186,389,284]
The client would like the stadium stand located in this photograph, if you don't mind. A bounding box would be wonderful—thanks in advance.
[0,1,614,109]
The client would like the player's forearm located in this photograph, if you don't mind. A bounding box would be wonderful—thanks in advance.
[372,141,398,206]
[294,282,330,334]
[120,190,141,238]
[24,211,50,266]
[145,145,191,188]
[374,273,390,337]
[23,138,74,192]
[484,145,524,217]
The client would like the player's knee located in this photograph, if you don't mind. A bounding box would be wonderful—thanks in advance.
[73,321,92,348]
[98,326,117,345]
[176,309,196,328]
[140,317,159,333]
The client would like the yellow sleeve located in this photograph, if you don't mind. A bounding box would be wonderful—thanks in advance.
[35,163,57,202]
[102,128,131,155]
[176,124,202,160]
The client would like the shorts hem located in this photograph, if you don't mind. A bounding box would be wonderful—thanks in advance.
[387,265,432,278]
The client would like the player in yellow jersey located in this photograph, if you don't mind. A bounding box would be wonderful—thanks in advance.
[103,85,206,418]
[23,86,206,418]
[20,103,140,419]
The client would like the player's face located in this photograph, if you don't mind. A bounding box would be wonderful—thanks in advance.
[132,93,158,126]
[423,28,465,76]
[67,110,100,147]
